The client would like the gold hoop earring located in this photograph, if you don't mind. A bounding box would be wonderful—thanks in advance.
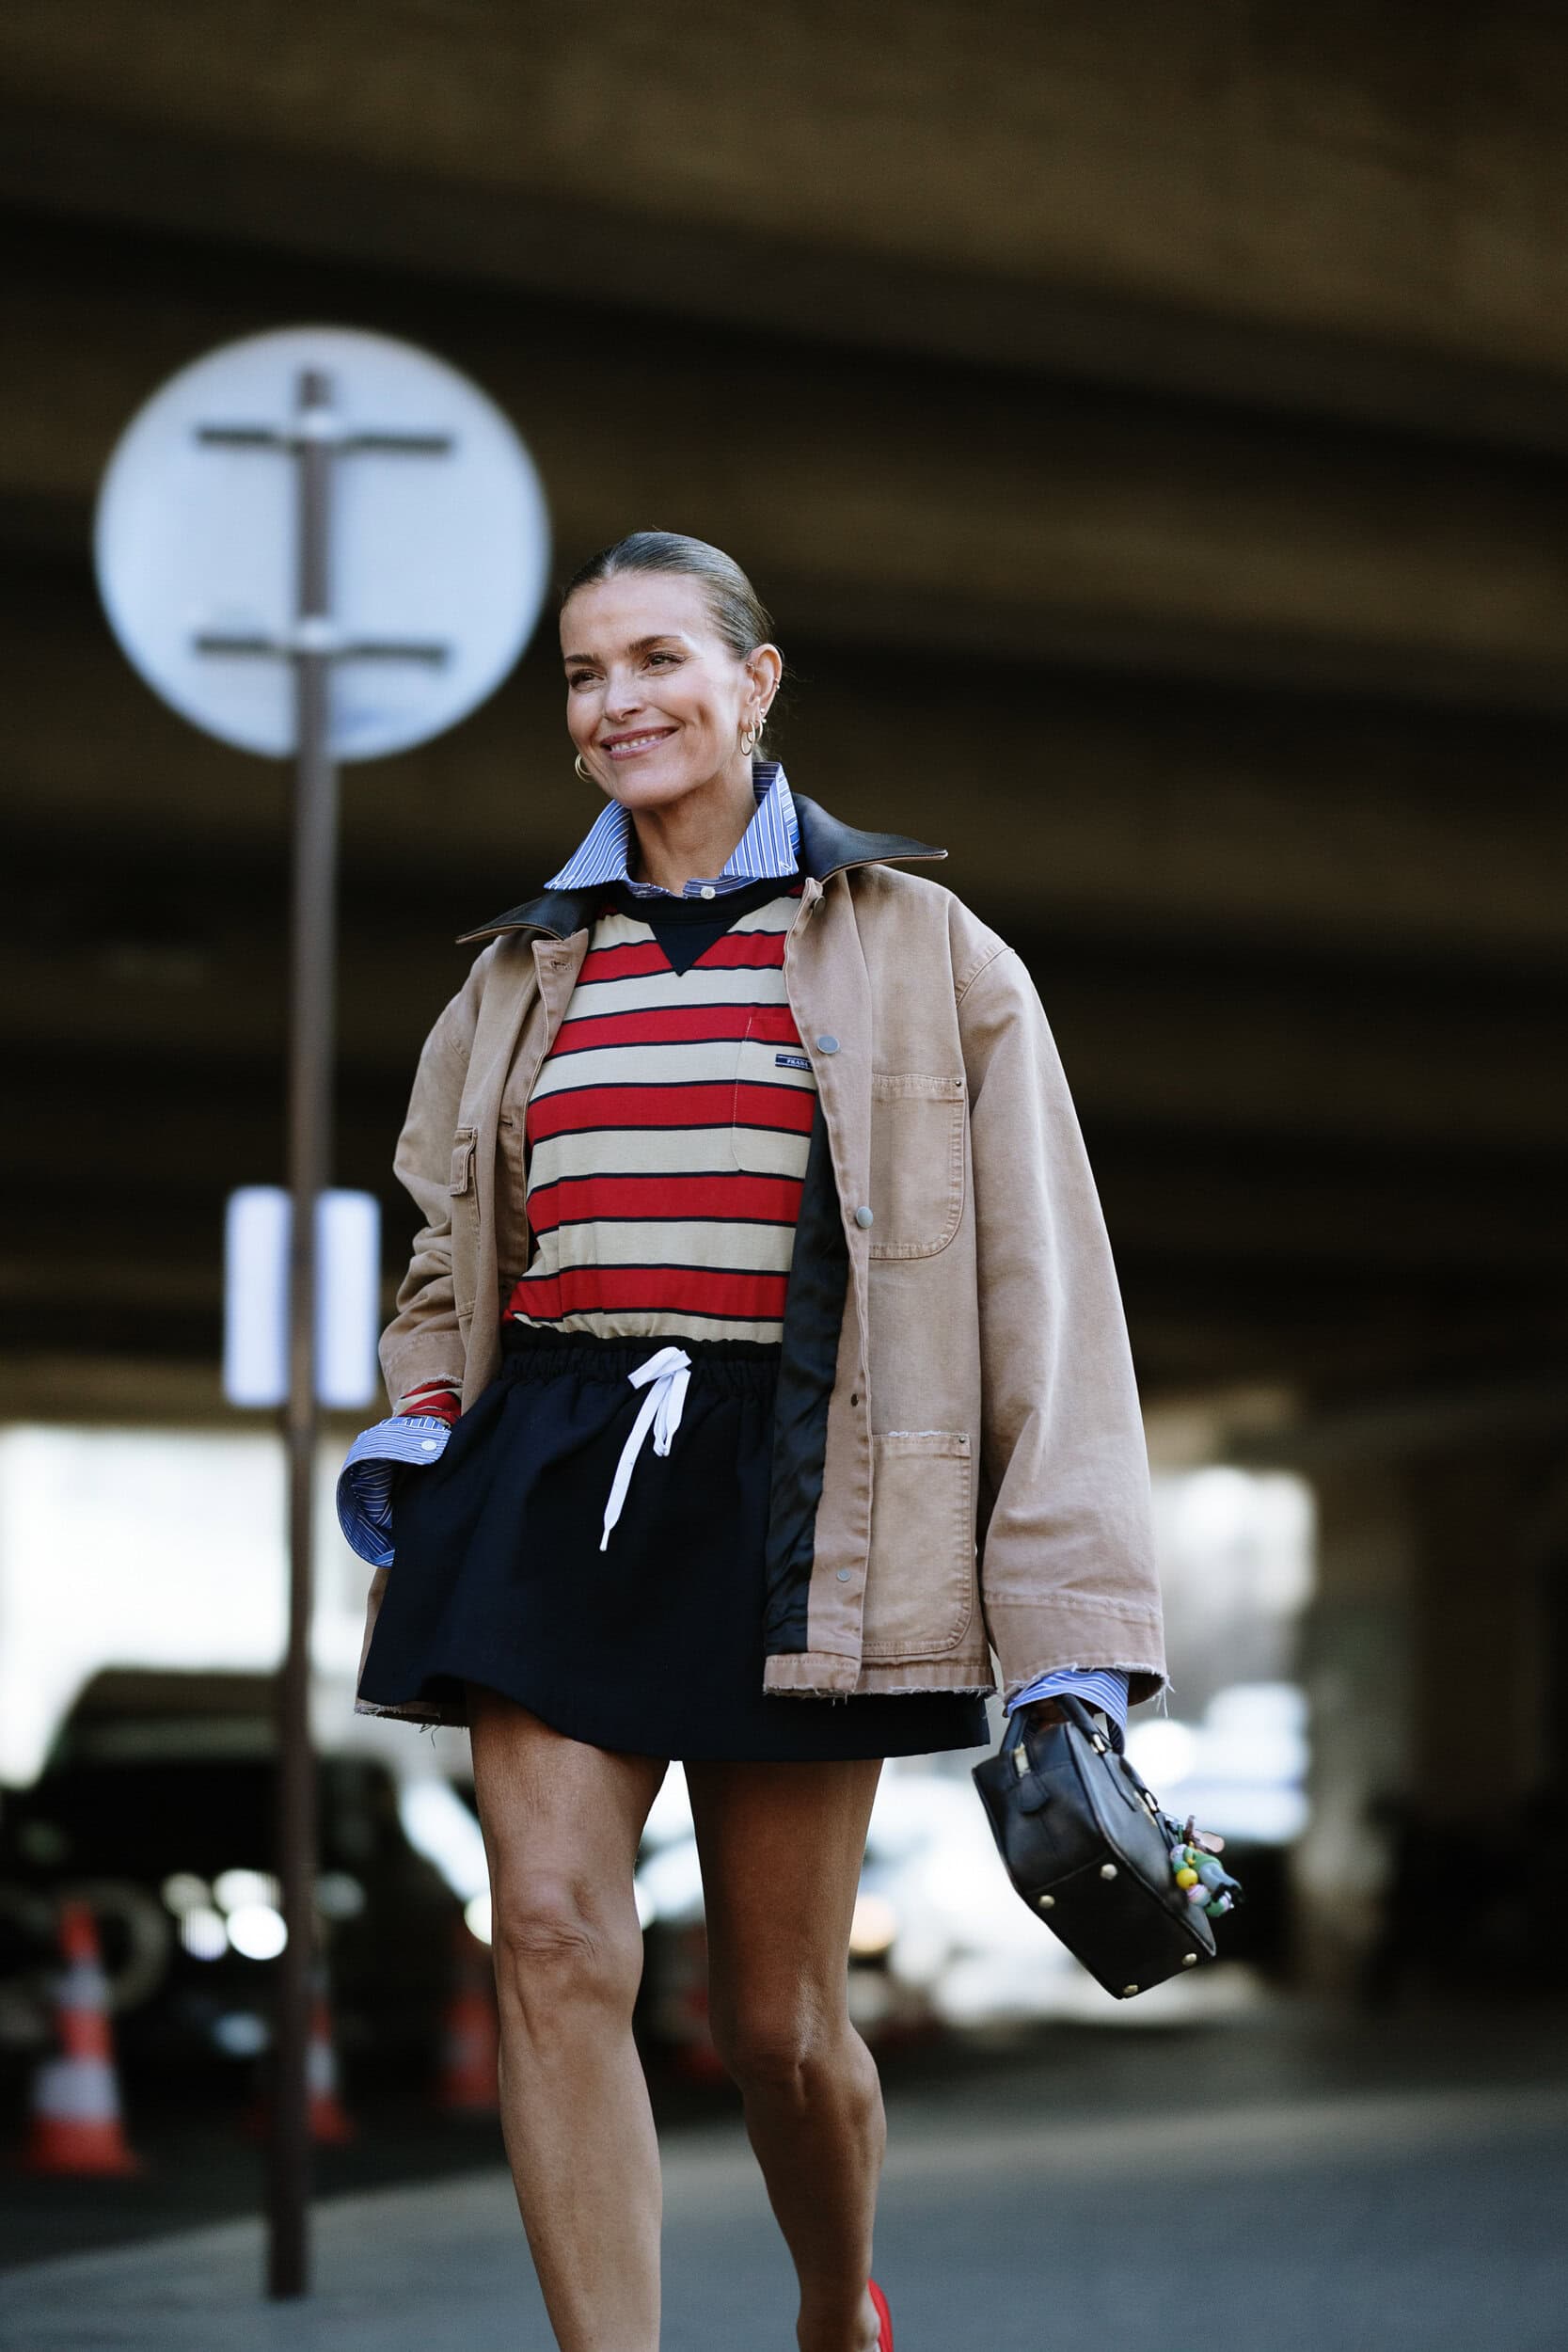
[739,725,759,756]
[574,752,594,783]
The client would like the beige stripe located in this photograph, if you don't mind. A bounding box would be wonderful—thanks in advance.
[532,1040,816,1101]
[526,1217,798,1273]
[590,896,799,946]
[511,1305,786,1341]
[562,964,793,1023]
[531,1124,812,1182]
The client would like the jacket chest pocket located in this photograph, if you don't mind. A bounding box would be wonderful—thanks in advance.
[867,1073,965,1258]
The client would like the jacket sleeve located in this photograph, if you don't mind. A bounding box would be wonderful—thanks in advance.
[957,942,1166,1709]
[375,948,494,1415]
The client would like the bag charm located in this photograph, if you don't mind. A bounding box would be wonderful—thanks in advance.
[1169,1820,1243,1921]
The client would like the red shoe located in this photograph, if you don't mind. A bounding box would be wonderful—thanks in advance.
[868,2278,894,2351]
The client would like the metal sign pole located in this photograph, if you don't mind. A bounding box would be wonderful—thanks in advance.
[271,366,338,2298]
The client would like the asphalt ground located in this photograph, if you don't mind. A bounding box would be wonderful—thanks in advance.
[4,2001,1567,2350]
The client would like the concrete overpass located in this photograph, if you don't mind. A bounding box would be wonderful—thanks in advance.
[2,3,1564,1961]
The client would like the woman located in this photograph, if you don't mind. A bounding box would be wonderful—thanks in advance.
[338,531,1166,2352]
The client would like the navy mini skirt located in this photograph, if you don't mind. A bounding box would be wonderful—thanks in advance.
[356,1322,991,1763]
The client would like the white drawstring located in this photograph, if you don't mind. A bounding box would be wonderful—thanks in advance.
[599,1345,692,1549]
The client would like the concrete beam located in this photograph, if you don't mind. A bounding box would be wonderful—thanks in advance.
[8,231,1568,713]
[8,564,1568,973]
[5,5,1568,441]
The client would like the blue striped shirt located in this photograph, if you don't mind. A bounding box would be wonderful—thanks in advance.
[336,758,1130,1742]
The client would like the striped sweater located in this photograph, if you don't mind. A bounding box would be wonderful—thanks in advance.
[502,882,815,1340]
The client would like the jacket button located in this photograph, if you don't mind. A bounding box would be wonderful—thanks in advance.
[854,1204,874,1229]
[815,1033,840,1054]
[836,1569,852,1582]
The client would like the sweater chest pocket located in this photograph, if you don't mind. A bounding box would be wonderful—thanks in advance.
[730,1008,817,1176]
[867,1073,965,1258]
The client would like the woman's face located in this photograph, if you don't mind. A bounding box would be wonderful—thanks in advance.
[560,573,776,813]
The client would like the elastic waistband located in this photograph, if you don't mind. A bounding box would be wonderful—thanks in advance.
[499,1320,781,1392]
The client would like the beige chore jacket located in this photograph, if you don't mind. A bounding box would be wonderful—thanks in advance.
[356,790,1166,1727]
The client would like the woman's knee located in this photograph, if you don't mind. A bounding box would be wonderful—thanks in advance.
[709,1984,848,2097]
[490,1871,642,2026]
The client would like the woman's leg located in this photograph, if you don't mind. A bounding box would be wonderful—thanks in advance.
[685,1756,886,2352]
[466,1683,668,2352]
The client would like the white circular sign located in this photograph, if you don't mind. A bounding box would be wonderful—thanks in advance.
[94,325,551,761]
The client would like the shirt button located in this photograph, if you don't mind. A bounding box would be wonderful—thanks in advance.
[420,1438,439,1452]
[854,1204,875,1229]
[699,884,717,899]
[816,1033,839,1054]
[836,1568,852,1582]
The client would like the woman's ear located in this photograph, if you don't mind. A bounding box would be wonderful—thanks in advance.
[748,642,784,716]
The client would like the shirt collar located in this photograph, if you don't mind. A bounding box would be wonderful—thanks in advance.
[543,758,800,898]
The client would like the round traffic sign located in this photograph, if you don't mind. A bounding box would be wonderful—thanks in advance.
[94,325,550,760]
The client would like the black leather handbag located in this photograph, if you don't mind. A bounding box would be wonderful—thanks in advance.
[972,1692,1240,1999]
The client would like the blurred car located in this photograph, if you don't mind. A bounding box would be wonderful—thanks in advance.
[0,1687,458,2106]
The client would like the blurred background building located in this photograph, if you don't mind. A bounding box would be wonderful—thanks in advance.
[2,3,1567,2261]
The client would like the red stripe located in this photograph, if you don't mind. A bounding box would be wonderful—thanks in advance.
[578,929,788,985]
[732,1083,816,1133]
[552,1002,802,1055]
[527,1171,803,1234]
[504,1263,790,1322]
[528,1082,816,1142]
[578,940,673,982]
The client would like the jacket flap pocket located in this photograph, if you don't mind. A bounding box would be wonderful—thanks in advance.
[448,1127,478,1196]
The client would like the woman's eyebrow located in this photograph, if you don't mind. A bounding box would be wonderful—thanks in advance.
[561,633,689,665]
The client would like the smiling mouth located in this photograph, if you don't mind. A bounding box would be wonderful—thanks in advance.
[601,728,678,760]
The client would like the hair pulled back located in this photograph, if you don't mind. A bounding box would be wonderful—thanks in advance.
[560,531,784,750]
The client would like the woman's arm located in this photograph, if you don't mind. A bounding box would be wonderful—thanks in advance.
[956,936,1166,1711]
[375,948,498,1415]
[334,951,495,1568]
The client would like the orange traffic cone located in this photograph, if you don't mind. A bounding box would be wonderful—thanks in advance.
[20,1898,142,2176]
[435,1915,499,2113]
[304,1959,356,2144]
[243,1957,356,2144]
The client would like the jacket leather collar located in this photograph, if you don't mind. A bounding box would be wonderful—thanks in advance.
[452,790,947,945]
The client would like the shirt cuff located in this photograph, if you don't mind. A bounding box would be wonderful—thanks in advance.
[335,1416,453,1567]
[1005,1668,1130,1751]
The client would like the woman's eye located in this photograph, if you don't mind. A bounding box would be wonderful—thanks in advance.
[646,651,677,667]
